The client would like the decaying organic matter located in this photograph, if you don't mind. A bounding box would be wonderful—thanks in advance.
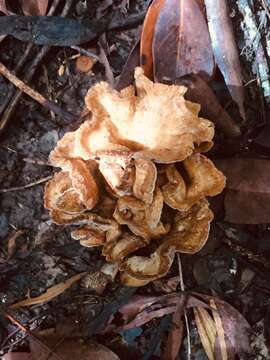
[44,67,225,286]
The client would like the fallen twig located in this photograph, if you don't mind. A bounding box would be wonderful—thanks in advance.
[177,254,191,360]
[71,45,101,62]
[0,62,76,123]
[23,158,52,166]
[0,0,75,133]
[0,175,52,193]
[99,35,115,86]
[4,312,63,360]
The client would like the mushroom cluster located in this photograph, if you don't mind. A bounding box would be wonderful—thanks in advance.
[44,68,225,286]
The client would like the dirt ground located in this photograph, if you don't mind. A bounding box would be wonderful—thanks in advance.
[0,1,270,359]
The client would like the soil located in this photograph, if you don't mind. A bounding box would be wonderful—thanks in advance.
[0,1,270,359]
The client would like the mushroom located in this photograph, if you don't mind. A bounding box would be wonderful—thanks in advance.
[120,199,213,286]
[162,153,226,211]
[133,158,157,204]
[44,67,226,288]
[86,67,214,163]
[45,159,99,212]
[113,187,169,239]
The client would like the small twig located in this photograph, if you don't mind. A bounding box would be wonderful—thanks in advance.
[0,0,74,133]
[0,62,76,123]
[177,254,191,360]
[0,175,52,193]
[43,65,56,121]
[261,0,270,21]
[4,312,63,360]
[23,158,52,166]
[71,45,101,61]
[99,35,115,86]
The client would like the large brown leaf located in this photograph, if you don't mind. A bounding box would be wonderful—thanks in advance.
[140,0,165,78]
[0,0,9,14]
[19,0,49,15]
[216,158,270,223]
[30,338,119,360]
[162,296,184,360]
[192,293,251,358]
[177,74,241,138]
[115,40,140,90]
[152,0,214,83]
[204,0,245,120]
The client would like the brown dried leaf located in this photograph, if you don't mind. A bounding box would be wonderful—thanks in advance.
[216,158,270,223]
[7,229,24,258]
[162,296,184,360]
[19,0,49,15]
[0,0,9,15]
[30,338,119,360]
[2,354,32,360]
[204,0,245,119]
[177,74,241,138]
[210,299,228,360]
[140,0,165,78]
[10,273,86,308]
[194,307,216,360]
[115,305,176,332]
[115,41,140,91]
[193,293,251,357]
[117,294,160,321]
[153,0,214,83]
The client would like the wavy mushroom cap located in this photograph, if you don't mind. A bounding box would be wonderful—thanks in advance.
[85,67,214,163]
[113,187,169,239]
[162,153,226,211]
[120,199,213,286]
[44,67,226,288]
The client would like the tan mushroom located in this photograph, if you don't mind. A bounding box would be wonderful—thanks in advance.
[120,199,213,286]
[44,67,226,288]
[133,159,157,204]
[44,171,86,214]
[71,226,106,247]
[45,159,99,212]
[98,152,135,197]
[102,233,148,262]
[113,187,169,239]
[86,67,214,163]
[162,153,226,211]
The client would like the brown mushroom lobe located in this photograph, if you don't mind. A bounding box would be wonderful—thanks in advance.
[44,67,226,287]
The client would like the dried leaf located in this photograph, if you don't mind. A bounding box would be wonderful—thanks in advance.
[162,296,184,360]
[210,299,228,360]
[153,276,180,293]
[115,305,176,332]
[116,295,159,321]
[254,124,270,148]
[204,0,245,119]
[19,0,49,15]
[0,0,10,15]
[7,230,24,258]
[30,338,119,360]
[10,273,86,308]
[2,354,32,360]
[216,158,270,223]
[177,74,241,138]
[115,41,140,90]
[153,0,214,83]
[193,293,251,357]
[140,0,165,78]
[194,307,216,360]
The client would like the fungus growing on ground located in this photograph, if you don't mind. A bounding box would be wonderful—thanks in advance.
[44,67,226,286]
